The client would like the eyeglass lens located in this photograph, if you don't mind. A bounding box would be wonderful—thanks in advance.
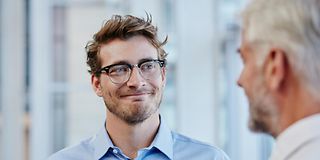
[107,60,162,84]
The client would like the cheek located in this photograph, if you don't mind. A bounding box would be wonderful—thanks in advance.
[148,79,164,94]
[151,70,166,88]
[100,82,118,98]
[240,65,257,93]
[160,77,166,88]
[157,77,166,89]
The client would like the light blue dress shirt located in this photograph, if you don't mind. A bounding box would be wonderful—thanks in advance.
[48,119,230,160]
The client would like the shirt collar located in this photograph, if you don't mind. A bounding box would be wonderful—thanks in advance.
[91,116,174,160]
[270,113,320,160]
[92,123,115,160]
[149,117,174,159]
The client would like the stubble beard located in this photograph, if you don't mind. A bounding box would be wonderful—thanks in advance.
[248,75,279,136]
[105,90,163,125]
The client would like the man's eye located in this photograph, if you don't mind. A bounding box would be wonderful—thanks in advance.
[141,62,156,71]
[109,66,129,75]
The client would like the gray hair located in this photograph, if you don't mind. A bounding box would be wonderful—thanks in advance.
[241,0,320,97]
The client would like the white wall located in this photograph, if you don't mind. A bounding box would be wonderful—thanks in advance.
[0,0,25,160]
[29,0,54,159]
[174,0,219,145]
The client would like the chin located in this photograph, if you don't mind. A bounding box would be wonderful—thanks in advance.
[123,112,153,125]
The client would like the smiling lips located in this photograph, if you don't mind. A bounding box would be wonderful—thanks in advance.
[120,92,152,100]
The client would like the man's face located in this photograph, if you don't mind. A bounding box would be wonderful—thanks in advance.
[92,36,166,125]
[237,36,278,135]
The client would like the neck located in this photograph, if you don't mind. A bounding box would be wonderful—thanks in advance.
[276,83,320,137]
[105,112,160,159]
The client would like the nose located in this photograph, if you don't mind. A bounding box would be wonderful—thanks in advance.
[126,67,146,87]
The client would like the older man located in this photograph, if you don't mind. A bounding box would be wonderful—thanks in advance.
[237,0,320,159]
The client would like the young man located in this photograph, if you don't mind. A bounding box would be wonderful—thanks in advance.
[48,14,229,160]
[238,0,320,159]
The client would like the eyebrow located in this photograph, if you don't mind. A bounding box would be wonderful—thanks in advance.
[108,60,130,66]
[138,57,157,63]
[107,57,157,66]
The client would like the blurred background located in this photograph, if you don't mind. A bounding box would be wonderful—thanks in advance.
[0,0,274,160]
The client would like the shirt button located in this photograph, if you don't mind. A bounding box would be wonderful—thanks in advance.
[113,149,118,154]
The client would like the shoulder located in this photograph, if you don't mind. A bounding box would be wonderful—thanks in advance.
[47,137,94,160]
[171,132,230,160]
[291,137,320,160]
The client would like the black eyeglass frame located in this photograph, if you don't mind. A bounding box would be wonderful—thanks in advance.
[95,59,167,76]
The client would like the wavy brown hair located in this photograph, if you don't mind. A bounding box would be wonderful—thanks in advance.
[85,14,168,76]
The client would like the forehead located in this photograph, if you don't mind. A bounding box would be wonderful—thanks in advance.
[99,36,158,65]
[240,29,250,46]
[239,32,250,54]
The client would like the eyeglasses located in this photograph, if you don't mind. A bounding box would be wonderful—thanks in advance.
[96,59,166,84]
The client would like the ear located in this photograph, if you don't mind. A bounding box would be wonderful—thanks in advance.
[263,48,288,91]
[161,67,167,86]
[91,74,103,97]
